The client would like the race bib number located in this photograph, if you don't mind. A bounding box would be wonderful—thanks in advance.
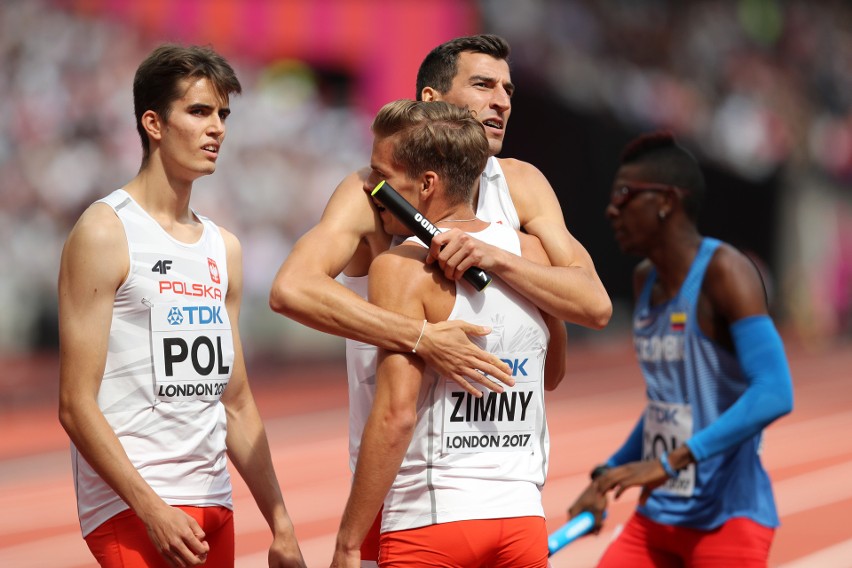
[442,350,542,454]
[150,303,234,402]
[643,400,695,497]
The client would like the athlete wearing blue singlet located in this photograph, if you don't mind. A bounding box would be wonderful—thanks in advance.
[625,236,780,530]
[567,131,793,568]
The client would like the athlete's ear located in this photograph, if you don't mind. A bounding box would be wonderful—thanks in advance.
[660,189,679,218]
[141,110,163,142]
[422,172,437,197]
[421,87,438,102]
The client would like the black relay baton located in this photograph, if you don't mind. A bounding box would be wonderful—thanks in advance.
[371,180,492,292]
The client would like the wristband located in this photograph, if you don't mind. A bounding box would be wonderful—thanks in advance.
[589,464,609,481]
[412,319,427,354]
[659,451,678,478]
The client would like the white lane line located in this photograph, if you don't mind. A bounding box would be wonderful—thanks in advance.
[777,538,852,568]
[773,460,852,516]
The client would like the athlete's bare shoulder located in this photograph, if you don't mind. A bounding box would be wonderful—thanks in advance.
[703,242,768,321]
[214,224,242,264]
[278,166,391,279]
[495,157,548,185]
[60,200,128,291]
[517,230,550,266]
[370,242,454,319]
[327,167,372,205]
[65,201,125,253]
[320,167,382,238]
[372,242,430,277]
[369,243,429,301]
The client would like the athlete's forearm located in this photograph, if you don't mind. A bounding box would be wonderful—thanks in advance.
[491,248,611,329]
[271,271,425,353]
[59,395,164,518]
[225,397,298,538]
[336,400,415,552]
[687,315,794,461]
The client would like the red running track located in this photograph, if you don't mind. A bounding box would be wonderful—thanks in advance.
[0,336,849,567]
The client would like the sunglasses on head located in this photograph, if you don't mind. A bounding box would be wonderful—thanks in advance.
[609,181,687,208]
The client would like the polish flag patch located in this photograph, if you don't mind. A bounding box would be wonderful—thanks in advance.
[208,258,220,284]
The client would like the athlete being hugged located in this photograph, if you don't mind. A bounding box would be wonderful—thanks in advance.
[331,99,567,568]
[58,44,305,568]
[566,131,794,568]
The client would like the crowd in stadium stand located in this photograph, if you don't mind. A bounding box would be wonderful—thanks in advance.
[482,0,852,342]
[484,0,852,342]
[485,0,852,183]
[0,1,371,354]
[1,0,849,354]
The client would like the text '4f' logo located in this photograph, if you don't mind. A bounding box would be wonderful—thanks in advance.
[208,258,220,284]
[152,260,173,274]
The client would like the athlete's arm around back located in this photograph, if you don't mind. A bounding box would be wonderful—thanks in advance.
[518,230,566,390]
[269,170,385,338]
[430,158,612,329]
[496,158,611,328]
[269,170,512,393]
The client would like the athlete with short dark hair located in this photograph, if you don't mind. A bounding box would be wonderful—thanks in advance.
[58,44,305,568]
[567,130,794,567]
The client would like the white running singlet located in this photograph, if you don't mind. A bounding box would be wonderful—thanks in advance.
[476,157,520,230]
[72,189,234,537]
[339,273,378,473]
[381,223,550,533]
[343,158,520,473]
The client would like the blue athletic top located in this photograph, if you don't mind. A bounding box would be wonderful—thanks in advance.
[624,237,780,529]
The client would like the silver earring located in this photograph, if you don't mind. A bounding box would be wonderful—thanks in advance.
[658,210,666,221]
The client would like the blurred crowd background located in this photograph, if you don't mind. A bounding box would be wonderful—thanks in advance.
[1,0,850,369]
